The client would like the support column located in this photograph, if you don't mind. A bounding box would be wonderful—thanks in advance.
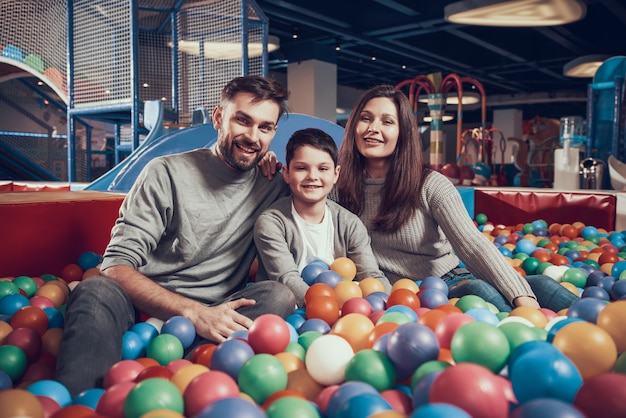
[287,59,337,123]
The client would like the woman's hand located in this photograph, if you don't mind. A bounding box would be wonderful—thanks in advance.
[258,151,283,179]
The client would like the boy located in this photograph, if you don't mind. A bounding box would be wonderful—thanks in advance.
[254,128,391,307]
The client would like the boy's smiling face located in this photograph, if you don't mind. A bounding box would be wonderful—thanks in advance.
[283,144,340,207]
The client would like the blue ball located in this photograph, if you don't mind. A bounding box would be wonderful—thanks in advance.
[412,403,472,418]
[419,276,448,294]
[301,263,328,286]
[77,251,103,271]
[581,226,599,239]
[494,235,509,246]
[285,313,306,331]
[611,260,626,278]
[515,239,537,255]
[228,330,248,340]
[386,304,419,321]
[366,292,388,312]
[197,397,265,418]
[122,330,146,360]
[210,338,255,380]
[0,293,30,317]
[161,315,196,349]
[611,279,626,300]
[564,250,582,262]
[336,392,392,418]
[43,307,64,328]
[326,381,379,418]
[372,333,391,355]
[73,388,105,409]
[315,270,342,287]
[498,246,513,258]
[299,318,331,334]
[27,379,72,407]
[510,398,585,418]
[418,288,449,309]
[586,270,608,287]
[130,322,159,347]
[597,275,617,292]
[533,227,550,237]
[0,370,12,390]
[566,297,608,323]
[411,371,442,409]
[581,286,610,301]
[464,307,499,325]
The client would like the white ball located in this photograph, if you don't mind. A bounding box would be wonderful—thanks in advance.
[305,334,354,385]
[144,317,164,333]
[543,265,565,282]
[496,315,535,328]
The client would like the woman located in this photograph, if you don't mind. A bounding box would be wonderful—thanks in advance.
[332,84,578,313]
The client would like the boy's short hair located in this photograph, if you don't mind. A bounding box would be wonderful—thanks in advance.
[285,128,338,167]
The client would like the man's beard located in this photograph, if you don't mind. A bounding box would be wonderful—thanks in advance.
[218,137,264,172]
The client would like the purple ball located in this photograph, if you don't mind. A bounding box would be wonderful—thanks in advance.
[566,297,609,323]
[419,276,448,295]
[418,288,449,309]
[210,338,255,380]
[386,323,439,380]
[298,318,331,334]
[315,270,342,287]
[301,263,328,286]
[366,292,388,312]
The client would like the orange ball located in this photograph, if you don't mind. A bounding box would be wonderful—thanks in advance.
[330,257,357,280]
[60,263,83,282]
[0,320,13,344]
[549,223,562,235]
[391,278,420,293]
[286,368,325,402]
[560,282,579,295]
[509,306,548,328]
[367,321,400,348]
[275,352,305,373]
[332,312,375,351]
[41,328,64,357]
[560,224,579,239]
[386,288,420,310]
[333,280,363,308]
[418,309,448,331]
[0,389,45,418]
[170,364,209,394]
[82,267,100,280]
[358,277,386,297]
[305,295,340,325]
[596,300,626,353]
[304,283,335,306]
[600,263,614,275]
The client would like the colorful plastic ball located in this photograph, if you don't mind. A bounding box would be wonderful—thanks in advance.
[341,297,373,317]
[611,260,626,278]
[182,370,239,417]
[344,349,395,392]
[304,283,335,304]
[0,344,27,381]
[561,268,587,288]
[386,288,420,310]
[103,359,146,389]
[121,330,146,360]
[77,251,103,271]
[34,283,67,308]
[161,316,196,350]
[545,317,585,343]
[332,313,375,352]
[516,239,537,255]
[411,370,441,409]
[0,388,45,418]
[297,330,323,352]
[358,277,387,297]
[123,377,183,418]
[299,318,331,334]
[510,398,585,418]
[60,264,83,283]
[95,381,135,417]
[196,397,265,418]
[43,307,64,329]
[330,257,357,280]
[433,312,475,349]
[301,263,328,286]
[419,276,448,294]
[315,270,342,287]
[596,300,626,352]
[135,365,174,382]
[286,367,324,402]
[210,338,254,380]
[12,276,38,298]
[365,293,387,312]
[552,321,617,380]
[475,213,488,225]
[412,403,472,418]
[238,353,288,404]
[305,295,340,325]
[574,372,626,418]
[454,295,489,312]
[265,396,319,418]
[462,307,499,326]
[450,321,510,373]
[566,297,608,323]
[610,279,626,300]
[169,364,209,394]
[305,334,354,386]
[146,333,184,366]
[384,304,418,322]
[498,321,543,353]
[326,381,379,417]
[130,322,159,347]
[418,288,449,309]
[4,326,42,361]
[334,281,363,307]
[247,313,290,355]
[581,285,610,300]
[0,369,12,390]
[0,293,30,317]
[429,363,508,418]
[285,313,306,331]
[509,347,582,404]
[27,379,72,408]
[10,306,48,336]
[73,387,105,410]
[386,322,439,380]
[335,392,392,418]
[0,280,19,298]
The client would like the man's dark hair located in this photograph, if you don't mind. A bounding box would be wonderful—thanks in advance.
[221,76,289,119]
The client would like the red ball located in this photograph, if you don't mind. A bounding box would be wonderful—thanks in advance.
[441,163,461,184]
[103,360,145,389]
[135,365,174,382]
[10,306,49,336]
[460,165,475,185]
[4,327,42,361]
[341,297,373,317]
[247,314,291,355]
[433,312,475,349]
[386,288,420,311]
[574,372,626,418]
[96,381,136,418]
[183,370,239,417]
[60,263,83,283]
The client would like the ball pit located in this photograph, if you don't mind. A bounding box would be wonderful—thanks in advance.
[4,216,626,417]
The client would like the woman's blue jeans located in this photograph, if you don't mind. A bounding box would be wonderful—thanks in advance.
[55,275,296,397]
[442,268,579,313]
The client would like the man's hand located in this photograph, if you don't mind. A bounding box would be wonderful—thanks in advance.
[189,298,257,342]
[512,296,540,309]
[258,151,283,179]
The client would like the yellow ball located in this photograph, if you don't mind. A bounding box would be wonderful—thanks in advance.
[334,280,363,307]
[391,278,420,293]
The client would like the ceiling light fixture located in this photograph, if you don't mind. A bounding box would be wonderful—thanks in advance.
[170,35,280,60]
[563,54,610,78]
[444,0,586,27]
[418,91,481,105]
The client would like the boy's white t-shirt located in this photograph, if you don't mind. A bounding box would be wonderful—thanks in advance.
[291,202,335,272]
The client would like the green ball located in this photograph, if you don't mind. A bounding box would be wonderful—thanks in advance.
[376,311,413,326]
[266,397,319,418]
[0,280,19,299]
[146,334,184,365]
[297,331,323,352]
[614,351,626,374]
[410,360,451,389]
[123,378,184,418]
[238,353,287,404]
[0,345,28,381]
[521,257,541,275]
[537,261,554,274]
[522,223,535,234]
[12,276,38,298]
[40,274,58,282]
[498,322,542,353]
[586,236,600,245]
[557,247,570,255]
[565,241,579,249]
[583,259,600,269]
[284,341,306,360]
[561,267,587,288]
[450,322,510,373]
[514,253,529,261]
[496,312,509,321]
[475,213,488,225]
[537,238,552,248]
[344,349,396,392]
[455,295,489,312]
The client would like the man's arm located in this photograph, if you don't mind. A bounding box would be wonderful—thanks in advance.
[102,265,255,342]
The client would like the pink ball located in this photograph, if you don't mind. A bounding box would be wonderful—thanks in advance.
[96,381,135,418]
[433,312,475,349]
[429,363,509,418]
[102,359,145,389]
[247,314,290,355]
[184,370,240,417]
[29,296,55,310]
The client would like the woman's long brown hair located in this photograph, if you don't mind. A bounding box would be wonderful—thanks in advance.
[336,85,427,233]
